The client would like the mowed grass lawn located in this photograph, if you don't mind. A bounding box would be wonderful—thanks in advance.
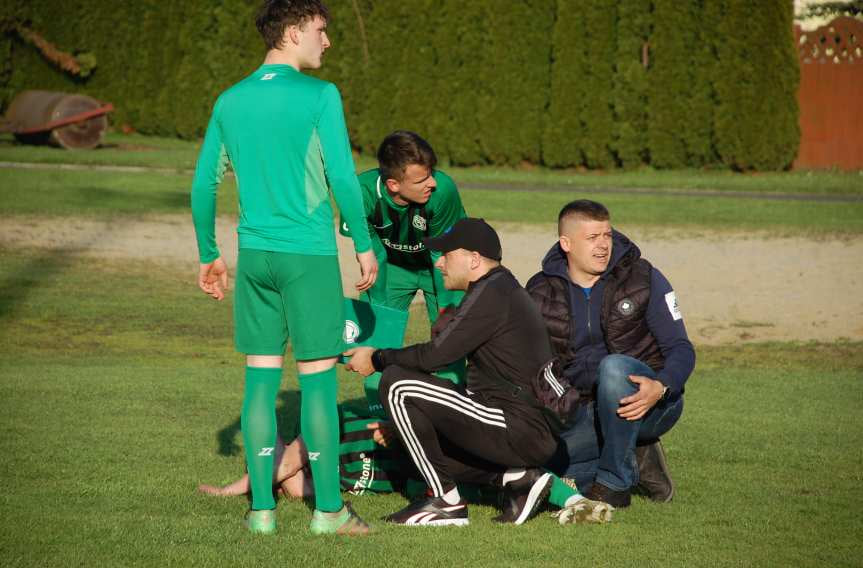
[1,138,862,566]
[2,167,863,236]
[2,132,862,196]
[0,249,861,567]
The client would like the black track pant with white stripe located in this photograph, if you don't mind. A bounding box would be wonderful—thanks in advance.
[379,365,558,497]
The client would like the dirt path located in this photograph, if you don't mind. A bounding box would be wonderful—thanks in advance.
[2,215,861,345]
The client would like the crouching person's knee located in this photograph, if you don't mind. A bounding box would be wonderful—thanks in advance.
[597,354,641,404]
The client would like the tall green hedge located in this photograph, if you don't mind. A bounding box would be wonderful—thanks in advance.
[648,0,693,168]
[713,0,800,170]
[543,2,589,168]
[611,0,650,169]
[1,0,800,170]
[581,0,617,169]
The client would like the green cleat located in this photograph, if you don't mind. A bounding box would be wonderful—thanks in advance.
[310,502,372,536]
[552,498,613,525]
[245,509,276,534]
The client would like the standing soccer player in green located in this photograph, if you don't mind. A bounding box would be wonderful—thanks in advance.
[340,131,467,410]
[191,0,377,536]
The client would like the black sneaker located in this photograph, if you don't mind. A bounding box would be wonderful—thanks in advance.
[584,481,631,508]
[493,469,553,525]
[383,495,469,526]
[635,440,675,502]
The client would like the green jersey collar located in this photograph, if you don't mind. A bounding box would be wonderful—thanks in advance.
[256,64,299,74]
[377,175,409,211]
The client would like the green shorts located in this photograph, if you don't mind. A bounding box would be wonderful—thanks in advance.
[364,260,461,324]
[234,249,345,359]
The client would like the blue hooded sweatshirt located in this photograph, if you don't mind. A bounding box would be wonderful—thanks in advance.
[537,230,695,395]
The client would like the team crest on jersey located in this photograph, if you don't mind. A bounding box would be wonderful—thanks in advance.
[617,298,635,316]
[344,320,360,344]
[412,214,427,231]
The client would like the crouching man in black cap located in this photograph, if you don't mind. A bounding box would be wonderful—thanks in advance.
[345,218,611,527]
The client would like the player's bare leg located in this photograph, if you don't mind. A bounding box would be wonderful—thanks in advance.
[198,434,309,496]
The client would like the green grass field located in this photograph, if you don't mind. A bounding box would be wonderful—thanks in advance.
[2,166,862,236]
[2,132,861,196]
[0,249,860,567]
[1,136,862,566]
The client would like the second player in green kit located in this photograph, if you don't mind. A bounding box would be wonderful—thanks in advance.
[340,131,468,410]
[341,130,467,324]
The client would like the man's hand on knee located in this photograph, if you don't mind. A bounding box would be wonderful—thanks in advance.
[617,375,665,421]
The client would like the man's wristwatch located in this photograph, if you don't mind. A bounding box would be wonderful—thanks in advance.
[659,384,670,401]
[371,349,385,373]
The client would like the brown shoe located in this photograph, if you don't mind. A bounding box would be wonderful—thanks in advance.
[584,482,631,508]
[635,440,675,503]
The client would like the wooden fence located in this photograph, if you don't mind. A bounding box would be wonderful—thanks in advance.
[794,17,863,170]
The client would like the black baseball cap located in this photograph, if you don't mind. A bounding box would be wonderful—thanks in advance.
[423,218,502,261]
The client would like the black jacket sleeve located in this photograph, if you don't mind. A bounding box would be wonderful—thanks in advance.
[375,280,503,372]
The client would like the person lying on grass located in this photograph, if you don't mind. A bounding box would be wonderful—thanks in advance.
[199,403,612,525]
[199,406,419,500]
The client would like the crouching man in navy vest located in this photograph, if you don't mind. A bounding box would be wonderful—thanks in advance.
[527,200,696,508]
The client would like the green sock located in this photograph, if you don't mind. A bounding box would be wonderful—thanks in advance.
[362,372,386,418]
[299,368,343,513]
[548,474,583,508]
[241,366,282,510]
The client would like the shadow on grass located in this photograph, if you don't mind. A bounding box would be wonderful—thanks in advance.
[216,390,302,457]
[214,393,379,457]
[0,246,79,321]
[72,185,189,211]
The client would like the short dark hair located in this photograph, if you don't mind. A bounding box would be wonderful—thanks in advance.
[558,199,610,234]
[256,0,330,50]
[377,130,437,183]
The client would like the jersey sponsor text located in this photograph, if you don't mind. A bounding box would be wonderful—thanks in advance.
[381,237,425,253]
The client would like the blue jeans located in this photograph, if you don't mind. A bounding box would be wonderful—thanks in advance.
[558,354,684,492]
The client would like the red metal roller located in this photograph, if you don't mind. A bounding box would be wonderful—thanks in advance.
[3,90,113,150]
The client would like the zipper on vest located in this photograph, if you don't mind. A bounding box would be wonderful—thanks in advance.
[583,292,599,345]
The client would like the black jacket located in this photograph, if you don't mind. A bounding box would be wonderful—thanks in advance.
[376,266,554,423]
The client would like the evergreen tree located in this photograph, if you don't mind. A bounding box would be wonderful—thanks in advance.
[432,0,490,165]
[477,0,555,165]
[648,0,691,168]
[388,0,447,153]
[543,1,590,168]
[683,0,717,167]
[581,0,617,169]
[314,0,374,153]
[714,0,799,170]
[1,0,799,170]
[612,0,651,168]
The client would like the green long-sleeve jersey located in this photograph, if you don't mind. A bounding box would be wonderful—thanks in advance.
[191,64,371,263]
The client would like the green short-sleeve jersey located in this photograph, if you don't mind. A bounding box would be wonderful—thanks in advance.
[191,64,371,263]
[340,168,466,270]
